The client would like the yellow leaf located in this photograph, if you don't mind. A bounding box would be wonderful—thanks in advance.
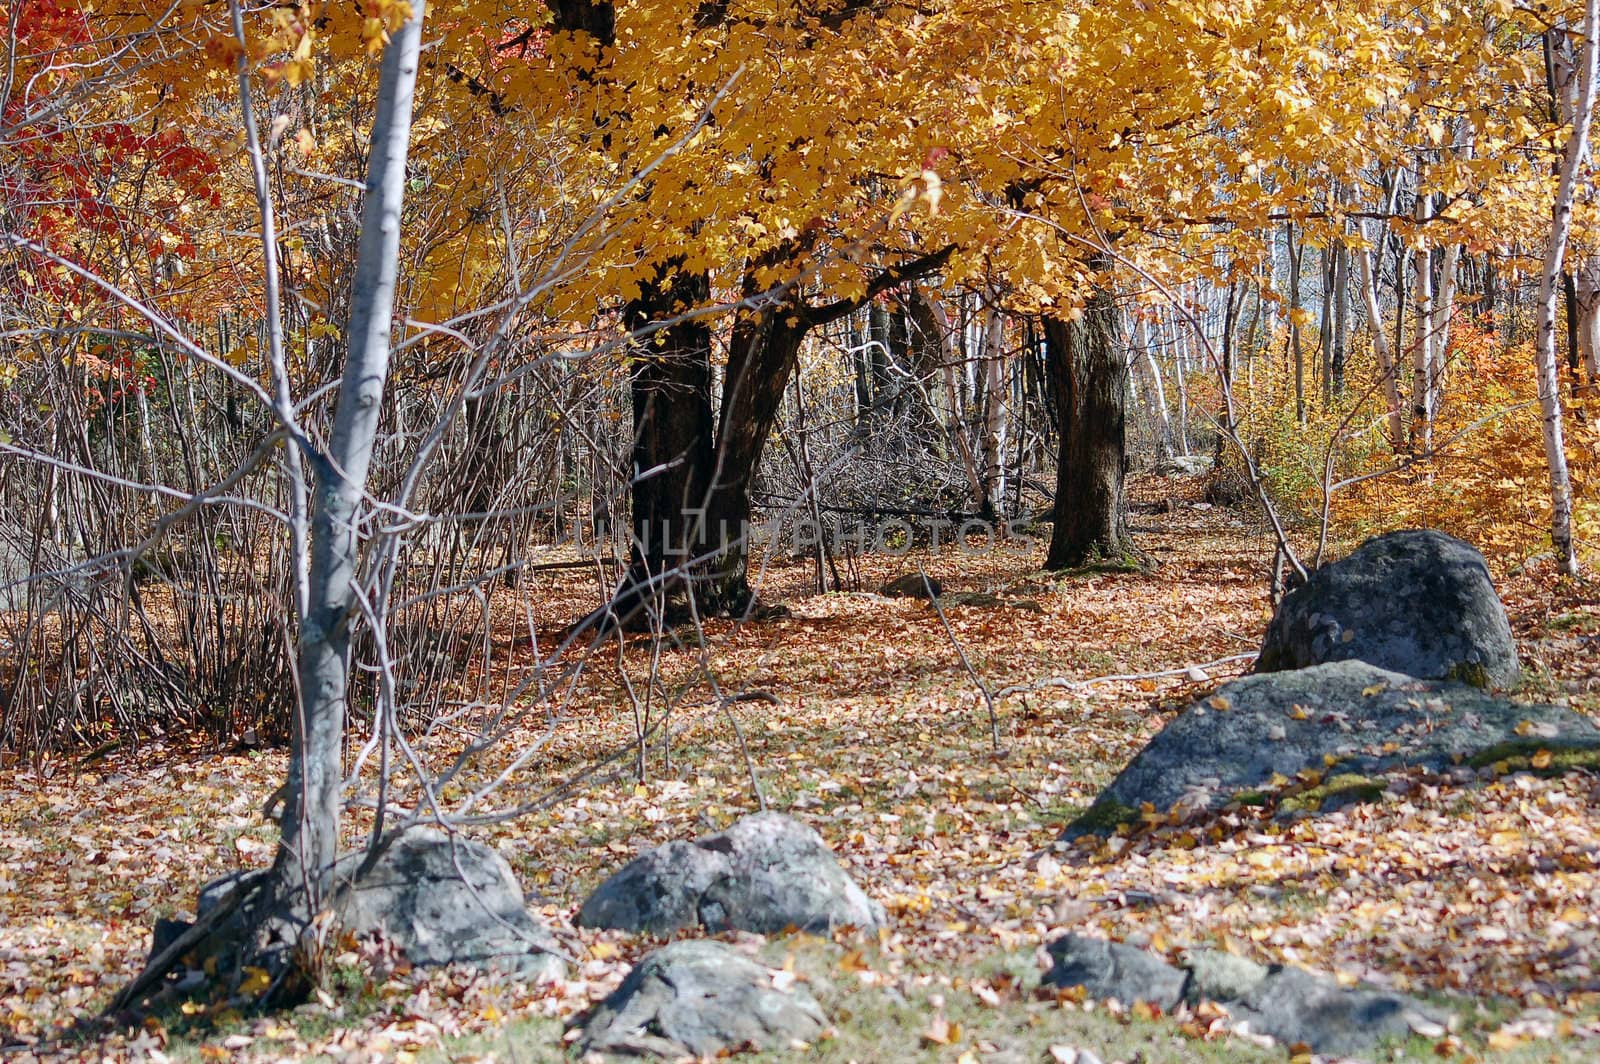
[1208,695,1232,712]
[1531,749,1553,769]
[1288,705,1309,720]
[923,1014,955,1045]
[1360,683,1387,697]
[1486,1030,1523,1051]
[239,965,272,996]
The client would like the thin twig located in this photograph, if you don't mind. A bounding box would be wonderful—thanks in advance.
[921,566,1003,754]
[994,651,1259,701]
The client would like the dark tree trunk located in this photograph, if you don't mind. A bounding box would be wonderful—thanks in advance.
[1042,283,1137,570]
[868,299,892,421]
[609,248,954,623]
[612,267,716,623]
[700,296,807,614]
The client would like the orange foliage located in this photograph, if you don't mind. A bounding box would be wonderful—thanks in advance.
[1326,322,1600,567]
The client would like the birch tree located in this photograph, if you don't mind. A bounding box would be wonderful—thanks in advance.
[1535,0,1599,576]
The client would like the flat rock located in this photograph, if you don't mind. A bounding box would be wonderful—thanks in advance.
[1258,530,1519,687]
[1064,660,1600,837]
[573,939,826,1058]
[1181,948,1269,1003]
[1231,964,1445,1057]
[578,812,884,935]
[1042,934,1187,1010]
[1046,938,1447,1058]
[331,829,564,980]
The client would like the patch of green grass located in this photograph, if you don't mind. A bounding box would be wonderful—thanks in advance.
[419,1014,567,1063]
[1544,611,1593,633]
[505,939,1284,1064]
[1464,741,1600,774]
[1278,772,1386,814]
[1065,797,1138,835]
[1445,660,1493,689]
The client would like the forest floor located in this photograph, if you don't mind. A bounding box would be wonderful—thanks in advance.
[4,472,1600,1062]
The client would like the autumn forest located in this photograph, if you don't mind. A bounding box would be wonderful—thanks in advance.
[4,0,1600,1060]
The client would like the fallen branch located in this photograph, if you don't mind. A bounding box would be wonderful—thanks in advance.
[922,566,1004,754]
[994,651,1258,702]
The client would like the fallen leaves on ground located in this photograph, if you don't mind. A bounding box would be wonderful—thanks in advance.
[3,478,1599,1060]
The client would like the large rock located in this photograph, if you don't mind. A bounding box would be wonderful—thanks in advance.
[573,939,826,1058]
[1043,934,1187,1009]
[1064,660,1600,837]
[1045,938,1448,1057]
[330,829,564,980]
[1258,529,1519,688]
[147,832,564,984]
[577,812,884,935]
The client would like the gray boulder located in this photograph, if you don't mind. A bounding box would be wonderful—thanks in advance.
[577,812,884,935]
[1065,660,1600,837]
[150,834,564,983]
[330,829,564,980]
[1229,964,1444,1057]
[1043,934,1186,1009]
[574,939,826,1058]
[1258,529,1518,688]
[1045,939,1448,1058]
[879,573,941,599]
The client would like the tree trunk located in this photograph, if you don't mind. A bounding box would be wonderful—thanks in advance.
[1042,281,1136,569]
[1357,219,1405,449]
[1135,316,1174,459]
[1169,312,1190,454]
[1287,220,1306,425]
[1331,238,1350,396]
[1535,0,1599,576]
[614,267,716,622]
[1575,254,1600,386]
[274,0,426,965]
[977,295,1007,518]
[1410,189,1435,451]
[700,290,806,614]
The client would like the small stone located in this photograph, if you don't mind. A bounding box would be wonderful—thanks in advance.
[878,573,942,599]
[574,940,825,1058]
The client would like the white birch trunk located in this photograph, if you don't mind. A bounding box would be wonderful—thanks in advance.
[1411,187,1434,451]
[928,292,987,508]
[277,0,428,905]
[1136,317,1174,458]
[1576,253,1600,383]
[1535,0,1599,576]
[1357,219,1406,449]
[978,297,1007,513]
[1166,312,1190,454]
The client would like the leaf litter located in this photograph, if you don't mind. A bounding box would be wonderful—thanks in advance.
[3,485,1600,1060]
